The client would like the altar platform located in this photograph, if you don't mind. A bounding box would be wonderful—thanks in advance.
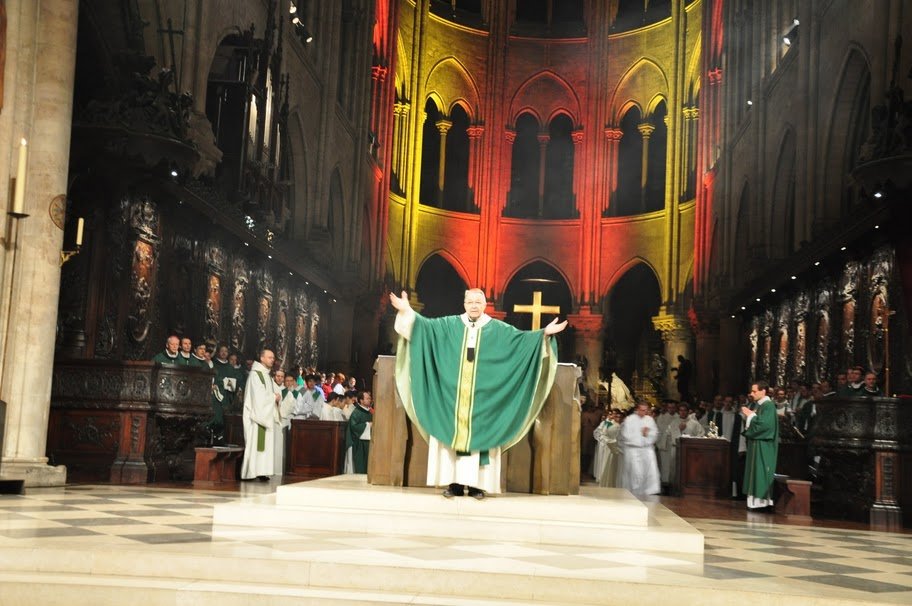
[1,482,911,606]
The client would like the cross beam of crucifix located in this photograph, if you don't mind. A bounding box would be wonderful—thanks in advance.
[513,291,560,330]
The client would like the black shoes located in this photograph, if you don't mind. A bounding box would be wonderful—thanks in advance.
[442,484,485,499]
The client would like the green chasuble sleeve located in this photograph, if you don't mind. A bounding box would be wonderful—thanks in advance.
[395,314,558,454]
[742,399,779,499]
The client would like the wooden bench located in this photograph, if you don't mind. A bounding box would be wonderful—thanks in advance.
[774,475,812,518]
[193,446,244,485]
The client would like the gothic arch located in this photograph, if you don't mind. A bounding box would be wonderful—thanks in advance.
[510,70,582,126]
[603,257,663,298]
[686,34,702,102]
[502,257,576,303]
[285,110,310,238]
[820,46,871,222]
[609,58,670,124]
[425,57,481,117]
[417,249,472,287]
[645,93,668,118]
[449,98,474,121]
[424,92,445,114]
[395,33,409,99]
[768,126,797,256]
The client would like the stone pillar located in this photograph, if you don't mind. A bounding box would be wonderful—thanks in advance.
[603,127,623,214]
[536,133,550,218]
[434,119,452,205]
[392,102,411,192]
[690,310,719,400]
[637,122,655,210]
[567,309,603,393]
[651,313,693,401]
[718,315,743,396]
[466,125,484,209]
[0,0,79,486]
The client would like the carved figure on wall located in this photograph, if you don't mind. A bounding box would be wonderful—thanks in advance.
[230,258,249,352]
[293,292,309,366]
[127,239,156,354]
[275,287,289,368]
[257,295,272,353]
[645,352,668,398]
[839,261,860,368]
[749,320,759,380]
[205,274,221,342]
[868,247,893,374]
[308,299,321,367]
[816,311,830,382]
[761,310,773,380]
[126,197,160,237]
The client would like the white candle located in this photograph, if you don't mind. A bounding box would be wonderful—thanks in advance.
[12,138,27,214]
[76,217,84,246]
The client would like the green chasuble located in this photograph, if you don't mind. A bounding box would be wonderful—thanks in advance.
[395,314,558,455]
[152,351,180,365]
[347,405,373,473]
[742,398,779,500]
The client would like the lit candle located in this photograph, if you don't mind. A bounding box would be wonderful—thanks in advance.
[12,138,27,214]
[76,217,84,246]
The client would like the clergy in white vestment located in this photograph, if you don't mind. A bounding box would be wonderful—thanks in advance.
[659,404,706,488]
[654,401,678,487]
[241,348,281,480]
[598,410,622,487]
[591,414,613,479]
[273,372,298,476]
[617,402,661,497]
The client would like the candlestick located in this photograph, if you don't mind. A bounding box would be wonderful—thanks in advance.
[76,217,84,246]
[11,138,27,215]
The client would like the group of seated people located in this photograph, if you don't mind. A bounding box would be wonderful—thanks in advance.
[582,364,884,497]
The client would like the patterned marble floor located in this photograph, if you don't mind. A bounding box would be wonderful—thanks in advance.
[1,483,911,605]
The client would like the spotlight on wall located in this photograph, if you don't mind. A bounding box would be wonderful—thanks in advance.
[170,169,179,177]
[289,1,297,14]
[840,246,847,251]
[755,298,761,302]
[741,306,746,310]
[783,23,799,47]
[814,261,820,266]
[746,99,753,106]
[874,191,884,199]
[793,18,800,26]
[790,275,797,280]
[771,288,777,293]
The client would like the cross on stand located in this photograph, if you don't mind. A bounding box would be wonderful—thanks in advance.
[513,291,560,330]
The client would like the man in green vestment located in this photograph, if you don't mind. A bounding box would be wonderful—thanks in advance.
[151,335,181,365]
[346,391,373,473]
[741,380,779,510]
[390,288,567,499]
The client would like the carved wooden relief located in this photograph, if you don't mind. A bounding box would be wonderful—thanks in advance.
[294,292,309,366]
[761,309,773,380]
[308,298,321,367]
[814,281,833,383]
[867,247,892,374]
[230,258,249,352]
[256,269,274,351]
[793,290,809,380]
[749,318,759,380]
[275,286,290,368]
[776,304,790,387]
[205,274,221,343]
[839,261,860,368]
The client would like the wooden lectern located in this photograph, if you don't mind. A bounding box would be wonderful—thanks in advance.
[369,356,581,495]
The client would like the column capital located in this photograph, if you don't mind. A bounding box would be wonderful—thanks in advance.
[637,122,655,138]
[537,133,551,145]
[707,67,723,84]
[567,311,603,336]
[651,313,692,343]
[683,107,699,120]
[505,129,517,143]
[393,101,410,115]
[571,129,584,144]
[604,127,623,141]
[467,125,485,139]
[435,119,453,135]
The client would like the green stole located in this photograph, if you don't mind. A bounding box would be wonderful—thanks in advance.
[395,314,557,458]
[255,370,267,451]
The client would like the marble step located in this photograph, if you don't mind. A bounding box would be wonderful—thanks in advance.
[212,475,703,554]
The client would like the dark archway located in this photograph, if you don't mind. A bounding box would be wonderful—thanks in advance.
[611,106,643,216]
[506,112,541,217]
[502,261,573,361]
[415,254,468,318]
[603,264,662,391]
[544,113,576,219]
[443,104,472,212]
[645,100,667,212]
[420,98,443,206]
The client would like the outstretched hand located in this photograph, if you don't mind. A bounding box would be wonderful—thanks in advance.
[389,290,412,312]
[543,317,569,336]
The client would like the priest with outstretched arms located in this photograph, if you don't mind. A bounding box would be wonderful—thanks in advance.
[389,288,567,499]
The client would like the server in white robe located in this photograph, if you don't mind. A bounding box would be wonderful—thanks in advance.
[659,404,706,489]
[618,402,661,497]
[598,411,622,487]
[240,349,280,480]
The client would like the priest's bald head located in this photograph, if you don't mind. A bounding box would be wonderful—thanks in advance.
[463,288,486,321]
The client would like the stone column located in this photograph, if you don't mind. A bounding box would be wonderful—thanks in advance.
[567,309,603,393]
[0,0,79,486]
[603,127,623,214]
[690,309,719,400]
[434,119,452,205]
[466,125,484,209]
[392,102,411,192]
[651,313,694,401]
[536,133,550,218]
[637,122,655,212]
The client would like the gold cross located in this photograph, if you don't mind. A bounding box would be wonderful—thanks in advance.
[513,291,560,330]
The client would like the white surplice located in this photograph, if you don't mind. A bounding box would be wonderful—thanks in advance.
[617,413,661,497]
[240,361,280,479]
